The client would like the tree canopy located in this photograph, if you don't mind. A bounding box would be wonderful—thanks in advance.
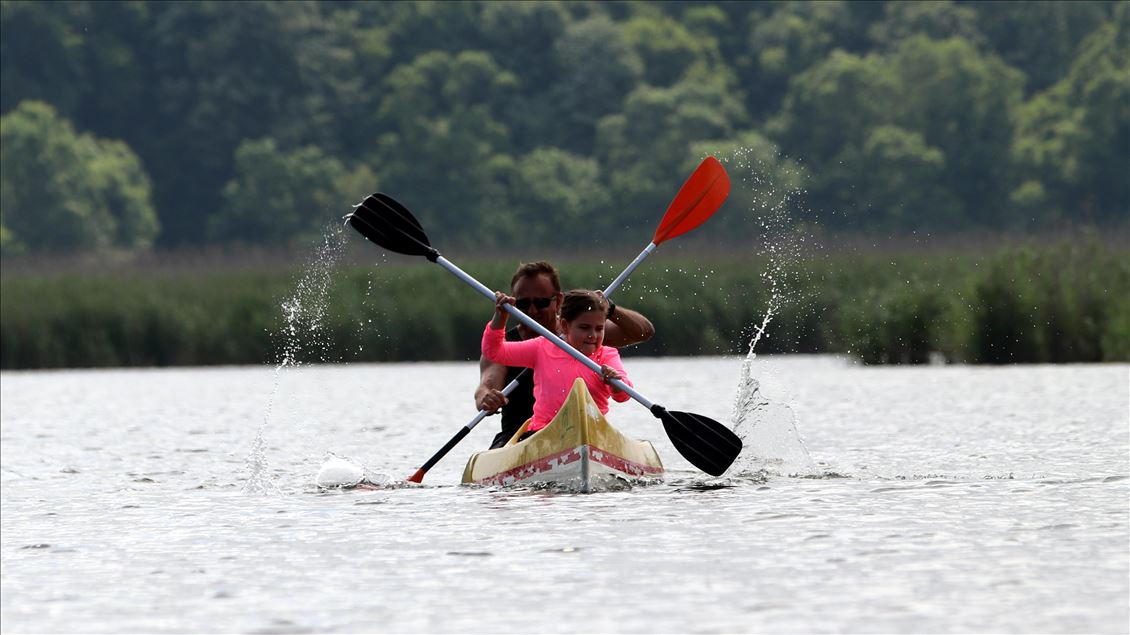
[0,100,157,254]
[1,0,1125,254]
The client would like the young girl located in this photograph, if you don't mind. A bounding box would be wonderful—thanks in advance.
[481,289,632,438]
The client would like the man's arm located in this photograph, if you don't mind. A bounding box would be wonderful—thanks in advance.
[604,304,655,348]
[474,356,509,413]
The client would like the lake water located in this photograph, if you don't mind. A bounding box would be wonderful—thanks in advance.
[2,356,1127,633]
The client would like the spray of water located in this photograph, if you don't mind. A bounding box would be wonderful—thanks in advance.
[314,454,394,490]
[714,148,818,477]
[241,225,348,495]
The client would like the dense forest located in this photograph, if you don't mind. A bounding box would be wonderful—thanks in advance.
[2,0,1127,256]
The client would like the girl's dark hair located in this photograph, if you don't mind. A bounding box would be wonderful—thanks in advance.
[558,290,607,323]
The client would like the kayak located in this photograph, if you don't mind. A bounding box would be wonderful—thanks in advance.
[461,378,664,492]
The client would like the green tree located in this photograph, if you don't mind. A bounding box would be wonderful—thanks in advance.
[867,1,983,49]
[2,0,1125,249]
[478,1,571,153]
[1011,80,1082,226]
[887,36,1025,226]
[142,1,362,244]
[595,73,748,229]
[622,10,720,87]
[771,49,897,168]
[372,50,517,243]
[487,147,612,245]
[208,138,369,246]
[545,14,644,155]
[1012,8,1130,224]
[1,101,157,254]
[1062,9,1130,221]
[848,124,960,229]
[681,5,741,63]
[768,49,896,225]
[379,1,485,62]
[972,0,1117,94]
[743,1,855,119]
[324,5,405,161]
[480,1,570,93]
[0,1,86,117]
[772,38,1025,229]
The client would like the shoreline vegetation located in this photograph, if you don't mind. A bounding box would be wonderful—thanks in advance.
[2,236,1126,370]
[2,225,1127,278]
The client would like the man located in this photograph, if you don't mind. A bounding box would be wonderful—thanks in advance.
[474,261,655,449]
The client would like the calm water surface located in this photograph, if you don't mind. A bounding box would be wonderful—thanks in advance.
[2,356,1127,633]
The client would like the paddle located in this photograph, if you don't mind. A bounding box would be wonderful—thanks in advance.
[404,157,732,482]
[349,192,742,477]
[605,156,730,292]
[403,372,521,484]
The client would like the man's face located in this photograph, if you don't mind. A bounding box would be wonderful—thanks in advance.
[511,273,562,340]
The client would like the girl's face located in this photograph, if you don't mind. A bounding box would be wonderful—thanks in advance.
[560,309,605,355]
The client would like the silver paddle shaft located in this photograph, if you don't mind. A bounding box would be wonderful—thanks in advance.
[603,242,656,298]
[436,255,657,411]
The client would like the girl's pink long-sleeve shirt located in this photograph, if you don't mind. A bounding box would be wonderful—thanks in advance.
[482,322,632,432]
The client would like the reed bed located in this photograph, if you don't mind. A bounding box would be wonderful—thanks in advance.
[2,241,1126,369]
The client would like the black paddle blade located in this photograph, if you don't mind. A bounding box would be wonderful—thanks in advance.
[347,193,437,260]
[654,407,742,476]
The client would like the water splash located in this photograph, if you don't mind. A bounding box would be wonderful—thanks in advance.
[713,148,817,477]
[726,273,816,477]
[242,424,281,495]
[314,454,393,489]
[728,354,816,477]
[276,227,347,368]
[315,455,365,488]
[241,225,348,495]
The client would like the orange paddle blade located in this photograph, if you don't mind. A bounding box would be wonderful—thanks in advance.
[652,156,730,245]
[407,469,425,483]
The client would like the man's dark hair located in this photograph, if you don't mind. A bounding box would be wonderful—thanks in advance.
[510,261,561,292]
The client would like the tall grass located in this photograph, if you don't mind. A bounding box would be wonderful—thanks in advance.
[2,241,1126,369]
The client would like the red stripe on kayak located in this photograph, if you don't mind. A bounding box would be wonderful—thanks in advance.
[478,447,584,486]
[588,447,663,476]
[477,445,661,486]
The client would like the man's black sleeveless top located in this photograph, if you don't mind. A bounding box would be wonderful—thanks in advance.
[489,328,535,449]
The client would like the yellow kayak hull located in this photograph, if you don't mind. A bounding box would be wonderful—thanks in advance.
[462,378,664,492]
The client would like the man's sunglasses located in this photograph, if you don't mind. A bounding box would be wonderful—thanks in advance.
[515,296,554,311]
